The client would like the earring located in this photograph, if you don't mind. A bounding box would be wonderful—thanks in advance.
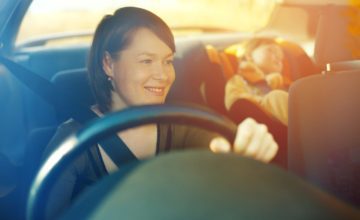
[107,77,115,90]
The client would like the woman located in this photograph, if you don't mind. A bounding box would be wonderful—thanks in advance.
[43,7,279,219]
[225,38,289,125]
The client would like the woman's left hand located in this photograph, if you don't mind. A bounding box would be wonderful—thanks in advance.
[209,118,278,163]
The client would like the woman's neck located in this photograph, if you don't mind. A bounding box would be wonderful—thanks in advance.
[93,91,158,159]
[118,125,157,159]
[110,90,128,112]
[90,91,127,116]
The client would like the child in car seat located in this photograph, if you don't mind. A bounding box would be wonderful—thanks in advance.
[225,38,289,125]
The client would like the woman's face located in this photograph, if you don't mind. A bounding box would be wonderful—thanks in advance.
[250,43,284,74]
[103,28,175,108]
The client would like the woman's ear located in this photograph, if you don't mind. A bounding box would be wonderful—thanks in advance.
[102,51,114,78]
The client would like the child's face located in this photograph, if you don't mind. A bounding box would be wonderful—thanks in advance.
[251,44,284,74]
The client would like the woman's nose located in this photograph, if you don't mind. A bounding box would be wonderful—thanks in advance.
[153,63,169,80]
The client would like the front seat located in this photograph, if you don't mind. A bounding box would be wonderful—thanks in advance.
[288,70,360,207]
[288,3,360,207]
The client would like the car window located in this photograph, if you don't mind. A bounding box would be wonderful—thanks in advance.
[16,0,278,48]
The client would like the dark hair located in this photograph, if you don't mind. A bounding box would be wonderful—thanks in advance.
[88,7,175,113]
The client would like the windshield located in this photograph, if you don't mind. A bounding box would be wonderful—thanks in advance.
[16,0,277,47]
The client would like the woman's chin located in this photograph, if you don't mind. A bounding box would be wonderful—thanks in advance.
[137,98,165,106]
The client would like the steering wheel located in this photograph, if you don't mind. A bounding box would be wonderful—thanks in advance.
[26,104,237,220]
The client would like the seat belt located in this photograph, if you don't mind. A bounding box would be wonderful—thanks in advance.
[0,55,137,166]
[0,55,92,123]
[99,135,138,167]
[0,55,58,107]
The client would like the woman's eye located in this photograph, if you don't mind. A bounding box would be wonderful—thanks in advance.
[165,59,173,65]
[141,59,152,64]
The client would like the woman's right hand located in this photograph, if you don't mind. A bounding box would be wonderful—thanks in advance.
[209,118,278,163]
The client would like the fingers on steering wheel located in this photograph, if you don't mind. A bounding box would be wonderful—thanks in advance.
[210,137,231,153]
[233,118,256,154]
[234,118,278,163]
[211,117,278,162]
[243,123,268,159]
[262,135,278,162]
[256,134,278,162]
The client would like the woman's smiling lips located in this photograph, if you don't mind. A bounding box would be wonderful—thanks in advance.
[144,86,166,96]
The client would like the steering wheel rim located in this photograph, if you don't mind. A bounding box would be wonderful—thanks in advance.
[26,104,237,220]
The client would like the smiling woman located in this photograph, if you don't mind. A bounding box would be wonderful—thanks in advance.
[1,0,360,219]
[36,6,280,219]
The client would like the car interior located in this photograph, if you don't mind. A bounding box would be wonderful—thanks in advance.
[0,0,359,219]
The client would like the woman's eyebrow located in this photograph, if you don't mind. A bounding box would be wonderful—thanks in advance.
[136,52,174,58]
[164,53,174,59]
[136,52,156,57]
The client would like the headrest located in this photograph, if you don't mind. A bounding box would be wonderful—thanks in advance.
[168,40,227,114]
[278,40,319,81]
[51,68,95,121]
[167,40,214,105]
[314,5,359,68]
[326,60,360,72]
[51,68,95,107]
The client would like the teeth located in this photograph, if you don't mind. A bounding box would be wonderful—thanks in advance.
[146,87,164,93]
